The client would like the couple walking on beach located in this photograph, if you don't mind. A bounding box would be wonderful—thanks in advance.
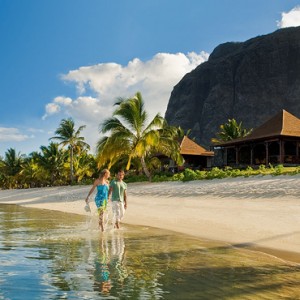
[85,169,127,232]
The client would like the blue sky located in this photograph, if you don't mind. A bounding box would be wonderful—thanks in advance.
[1,0,300,157]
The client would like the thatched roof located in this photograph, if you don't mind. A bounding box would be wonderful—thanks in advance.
[215,109,300,147]
[180,136,214,156]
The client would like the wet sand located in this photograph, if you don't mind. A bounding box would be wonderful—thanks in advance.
[1,174,300,262]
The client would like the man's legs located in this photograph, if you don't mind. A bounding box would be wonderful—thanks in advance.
[112,201,125,229]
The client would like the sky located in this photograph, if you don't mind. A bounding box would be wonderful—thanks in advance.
[1,0,300,157]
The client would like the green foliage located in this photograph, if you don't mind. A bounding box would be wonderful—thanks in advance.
[206,167,227,179]
[150,169,174,182]
[2,102,300,188]
[182,168,198,181]
[50,118,90,184]
[212,118,252,144]
[293,166,300,174]
[171,172,184,181]
[125,174,148,183]
[273,164,284,176]
[258,164,266,171]
[228,168,241,177]
[0,142,98,189]
[0,148,25,188]
[97,92,183,181]
[124,165,300,183]
[246,166,253,172]
[152,174,170,182]
[195,170,207,179]
[243,166,256,177]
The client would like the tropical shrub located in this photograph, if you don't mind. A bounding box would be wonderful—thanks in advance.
[171,172,184,181]
[206,167,227,179]
[273,164,284,176]
[182,168,198,181]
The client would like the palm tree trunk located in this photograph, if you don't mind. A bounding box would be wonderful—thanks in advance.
[141,156,151,181]
[126,155,132,171]
[70,146,74,184]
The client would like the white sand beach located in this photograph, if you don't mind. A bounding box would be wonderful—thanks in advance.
[1,175,300,262]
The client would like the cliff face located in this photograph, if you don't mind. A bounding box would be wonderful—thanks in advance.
[165,27,300,147]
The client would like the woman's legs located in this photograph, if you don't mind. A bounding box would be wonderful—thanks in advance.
[99,210,104,232]
[98,199,108,232]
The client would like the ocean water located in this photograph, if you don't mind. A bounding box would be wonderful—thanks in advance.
[0,204,300,300]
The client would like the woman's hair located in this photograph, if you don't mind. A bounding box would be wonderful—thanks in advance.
[99,169,110,179]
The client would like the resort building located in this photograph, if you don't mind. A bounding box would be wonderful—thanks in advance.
[213,110,300,167]
[167,136,214,172]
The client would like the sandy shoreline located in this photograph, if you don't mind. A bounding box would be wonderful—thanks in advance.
[1,175,300,262]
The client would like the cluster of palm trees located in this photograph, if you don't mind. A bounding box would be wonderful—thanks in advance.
[0,93,252,189]
[0,119,96,189]
[0,92,184,189]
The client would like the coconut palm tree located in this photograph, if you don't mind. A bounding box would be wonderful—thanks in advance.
[211,118,252,144]
[19,156,41,187]
[97,92,179,180]
[155,122,184,165]
[0,148,24,188]
[72,151,97,182]
[2,148,24,176]
[50,118,90,184]
[31,142,69,185]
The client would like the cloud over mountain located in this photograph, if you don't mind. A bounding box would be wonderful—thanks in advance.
[277,6,300,28]
[43,51,209,151]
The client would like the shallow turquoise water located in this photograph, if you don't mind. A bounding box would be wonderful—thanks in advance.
[1,204,300,300]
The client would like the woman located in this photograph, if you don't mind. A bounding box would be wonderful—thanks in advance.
[85,169,110,231]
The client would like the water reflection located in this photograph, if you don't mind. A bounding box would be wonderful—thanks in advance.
[1,204,300,299]
[94,237,112,293]
[92,234,128,295]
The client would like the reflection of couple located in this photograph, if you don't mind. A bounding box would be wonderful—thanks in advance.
[110,232,128,284]
[94,233,127,294]
[95,237,111,293]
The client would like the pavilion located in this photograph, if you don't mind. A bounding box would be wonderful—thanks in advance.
[179,136,214,169]
[160,136,214,172]
[213,110,300,166]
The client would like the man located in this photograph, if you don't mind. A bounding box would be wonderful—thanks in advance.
[108,170,127,229]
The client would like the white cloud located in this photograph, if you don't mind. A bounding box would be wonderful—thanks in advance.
[277,6,300,28]
[27,128,45,133]
[42,97,74,120]
[0,127,30,142]
[42,102,61,120]
[54,96,72,105]
[44,51,209,152]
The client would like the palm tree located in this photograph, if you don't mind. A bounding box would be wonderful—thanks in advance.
[31,142,69,185]
[155,122,184,165]
[19,156,41,188]
[211,118,252,144]
[0,148,24,188]
[50,118,90,184]
[96,136,128,170]
[2,148,24,176]
[97,92,175,180]
[72,151,97,182]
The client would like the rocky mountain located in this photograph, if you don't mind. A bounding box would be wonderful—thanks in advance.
[165,26,300,148]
